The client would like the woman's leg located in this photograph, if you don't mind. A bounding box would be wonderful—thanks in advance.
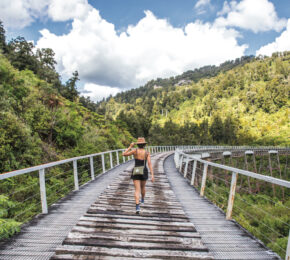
[133,180,141,204]
[141,180,146,201]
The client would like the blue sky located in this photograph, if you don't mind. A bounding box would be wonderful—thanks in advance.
[1,0,290,101]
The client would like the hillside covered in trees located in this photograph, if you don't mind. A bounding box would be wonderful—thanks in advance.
[0,21,133,175]
[97,52,289,146]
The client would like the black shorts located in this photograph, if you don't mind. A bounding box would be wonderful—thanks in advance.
[131,169,149,181]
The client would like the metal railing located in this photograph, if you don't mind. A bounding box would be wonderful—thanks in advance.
[0,145,191,216]
[0,144,289,258]
[174,148,290,260]
[0,145,285,215]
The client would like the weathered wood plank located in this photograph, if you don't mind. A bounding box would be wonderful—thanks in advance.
[71,226,201,238]
[51,152,213,259]
[52,245,213,259]
[63,237,208,251]
[67,231,202,243]
[79,215,195,227]
[83,213,190,222]
[76,220,197,232]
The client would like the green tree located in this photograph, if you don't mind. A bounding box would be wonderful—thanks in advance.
[210,115,224,144]
[0,20,7,53]
[35,48,60,84]
[7,37,38,72]
[223,116,238,145]
[63,71,80,102]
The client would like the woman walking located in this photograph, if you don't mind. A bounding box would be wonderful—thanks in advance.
[122,137,154,214]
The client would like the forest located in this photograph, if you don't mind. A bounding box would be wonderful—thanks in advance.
[0,20,134,239]
[97,51,289,147]
[0,19,289,258]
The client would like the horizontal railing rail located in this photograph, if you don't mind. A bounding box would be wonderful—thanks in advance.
[0,144,289,257]
[175,150,290,188]
[0,145,185,216]
[174,148,290,260]
[0,145,287,215]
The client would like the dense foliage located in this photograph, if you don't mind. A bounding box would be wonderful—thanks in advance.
[0,21,133,238]
[97,52,289,146]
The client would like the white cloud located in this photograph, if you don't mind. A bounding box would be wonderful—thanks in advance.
[0,0,92,29]
[48,0,93,22]
[195,0,211,9]
[256,19,290,56]
[82,83,121,102]
[0,0,34,28]
[36,9,247,100]
[215,0,287,33]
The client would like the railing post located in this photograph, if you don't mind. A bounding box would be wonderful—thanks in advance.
[101,154,106,173]
[39,169,48,214]
[226,172,238,220]
[191,160,197,186]
[200,164,208,196]
[179,155,184,172]
[123,151,126,163]
[90,156,94,180]
[286,230,290,260]
[73,160,79,190]
[116,151,119,165]
[110,152,113,168]
[184,157,189,178]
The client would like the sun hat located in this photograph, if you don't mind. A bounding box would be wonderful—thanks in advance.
[136,137,147,144]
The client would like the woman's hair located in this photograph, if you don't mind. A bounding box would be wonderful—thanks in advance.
[137,143,146,148]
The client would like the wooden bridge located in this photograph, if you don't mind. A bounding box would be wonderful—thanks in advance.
[0,146,289,259]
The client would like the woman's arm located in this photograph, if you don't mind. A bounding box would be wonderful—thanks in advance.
[147,153,154,182]
[122,142,136,156]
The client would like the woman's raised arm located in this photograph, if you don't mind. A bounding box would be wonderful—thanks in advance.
[122,142,136,156]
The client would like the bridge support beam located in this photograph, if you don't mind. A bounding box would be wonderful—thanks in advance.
[226,172,238,220]
[39,169,48,214]
[200,164,208,196]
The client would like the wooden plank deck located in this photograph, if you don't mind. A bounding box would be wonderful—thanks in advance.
[0,161,135,260]
[0,151,281,259]
[50,152,213,259]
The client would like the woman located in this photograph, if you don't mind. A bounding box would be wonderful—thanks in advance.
[122,137,154,214]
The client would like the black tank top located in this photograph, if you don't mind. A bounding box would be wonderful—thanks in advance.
[134,149,148,173]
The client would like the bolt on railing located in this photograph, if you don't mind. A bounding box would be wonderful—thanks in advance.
[174,148,290,260]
